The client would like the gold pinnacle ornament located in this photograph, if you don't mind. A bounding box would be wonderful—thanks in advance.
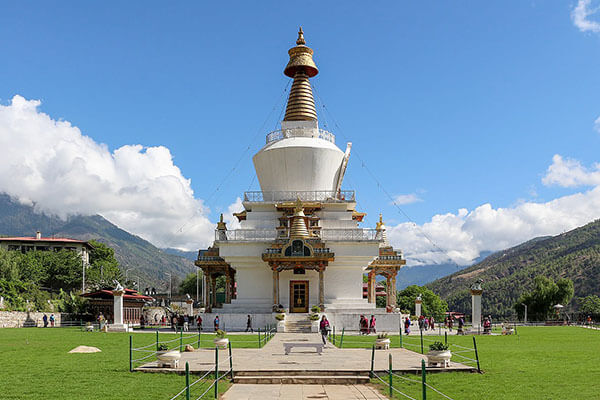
[284,27,319,121]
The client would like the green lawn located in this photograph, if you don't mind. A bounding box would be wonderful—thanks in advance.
[0,328,263,400]
[337,327,600,399]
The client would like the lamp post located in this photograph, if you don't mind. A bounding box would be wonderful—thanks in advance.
[125,268,133,283]
[82,258,86,293]
[522,303,528,324]
[165,272,172,301]
[196,268,200,302]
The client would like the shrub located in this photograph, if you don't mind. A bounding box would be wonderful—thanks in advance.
[215,329,227,338]
[275,314,285,321]
[308,313,320,321]
[310,305,321,313]
[377,332,389,339]
[157,344,168,351]
[428,341,449,351]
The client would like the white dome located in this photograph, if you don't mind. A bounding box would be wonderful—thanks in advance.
[253,136,344,193]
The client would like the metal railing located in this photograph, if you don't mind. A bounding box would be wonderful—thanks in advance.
[243,190,355,203]
[216,228,379,242]
[265,127,335,144]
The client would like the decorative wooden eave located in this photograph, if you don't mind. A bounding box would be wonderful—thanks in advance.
[275,201,322,212]
[233,210,247,222]
[195,247,231,269]
[262,252,334,263]
[352,211,366,222]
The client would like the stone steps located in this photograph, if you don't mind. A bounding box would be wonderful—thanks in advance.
[232,374,370,385]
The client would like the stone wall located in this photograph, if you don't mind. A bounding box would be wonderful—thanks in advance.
[0,311,68,328]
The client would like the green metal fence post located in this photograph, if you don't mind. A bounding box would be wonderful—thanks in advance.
[370,345,375,378]
[444,331,447,346]
[473,336,481,373]
[180,328,183,352]
[156,329,159,351]
[228,340,234,379]
[340,328,345,348]
[129,335,133,372]
[388,353,393,397]
[257,328,261,348]
[420,328,424,354]
[198,330,201,349]
[214,346,219,399]
[333,326,336,346]
[185,361,190,400]
[421,359,427,400]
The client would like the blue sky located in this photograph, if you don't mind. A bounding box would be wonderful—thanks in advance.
[1,2,599,264]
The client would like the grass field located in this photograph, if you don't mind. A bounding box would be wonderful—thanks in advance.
[337,326,600,399]
[0,328,264,400]
[1,326,598,399]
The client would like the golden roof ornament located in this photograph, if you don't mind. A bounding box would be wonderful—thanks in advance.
[376,213,389,247]
[376,213,386,230]
[283,27,318,121]
[289,197,309,238]
[216,213,227,230]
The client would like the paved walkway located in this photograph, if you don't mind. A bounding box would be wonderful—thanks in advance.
[222,384,387,400]
[137,332,474,374]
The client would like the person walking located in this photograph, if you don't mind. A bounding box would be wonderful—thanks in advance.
[404,317,411,335]
[245,314,253,332]
[429,316,435,331]
[369,315,376,334]
[214,315,220,331]
[183,315,189,332]
[319,315,330,345]
[196,315,203,332]
[171,314,178,332]
[448,317,453,332]
[49,314,55,327]
[42,314,48,328]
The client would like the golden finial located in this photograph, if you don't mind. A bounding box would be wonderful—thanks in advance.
[296,27,306,45]
[217,213,227,230]
[376,213,386,230]
[293,197,304,214]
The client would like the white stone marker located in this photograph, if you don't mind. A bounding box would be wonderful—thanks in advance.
[471,281,483,331]
[415,294,422,317]
[108,285,128,332]
[186,297,194,316]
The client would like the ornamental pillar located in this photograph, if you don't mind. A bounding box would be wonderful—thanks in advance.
[471,288,483,330]
[367,272,373,303]
[112,289,124,326]
[225,274,232,303]
[204,272,211,312]
[211,276,217,307]
[386,275,392,307]
[389,272,397,308]
[368,271,376,304]
[415,294,422,317]
[272,268,280,308]
[319,267,325,310]
[185,298,194,316]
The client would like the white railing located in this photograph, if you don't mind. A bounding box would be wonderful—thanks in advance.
[266,128,335,144]
[216,228,379,242]
[243,190,355,202]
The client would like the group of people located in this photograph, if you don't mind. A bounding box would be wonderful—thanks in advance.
[41,313,55,327]
[359,315,376,334]
[418,315,435,331]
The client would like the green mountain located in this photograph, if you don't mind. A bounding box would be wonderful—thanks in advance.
[0,194,195,290]
[426,220,600,317]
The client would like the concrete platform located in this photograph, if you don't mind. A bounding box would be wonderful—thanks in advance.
[135,332,475,376]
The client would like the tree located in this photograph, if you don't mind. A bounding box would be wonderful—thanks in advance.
[397,285,448,319]
[579,295,600,315]
[180,272,200,297]
[86,240,122,289]
[515,276,574,320]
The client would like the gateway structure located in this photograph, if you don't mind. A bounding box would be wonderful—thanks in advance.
[196,29,406,330]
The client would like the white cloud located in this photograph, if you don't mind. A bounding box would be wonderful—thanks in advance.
[393,193,422,205]
[0,95,217,250]
[594,116,600,134]
[572,0,600,33]
[387,155,600,266]
[542,154,600,188]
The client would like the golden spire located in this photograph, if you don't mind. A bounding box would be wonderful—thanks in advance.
[376,213,385,230]
[289,198,309,238]
[376,213,389,247]
[216,213,227,230]
[283,27,318,121]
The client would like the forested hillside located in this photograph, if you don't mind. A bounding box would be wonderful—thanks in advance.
[0,194,195,289]
[426,220,600,317]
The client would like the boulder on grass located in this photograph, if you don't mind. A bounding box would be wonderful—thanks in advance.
[69,346,101,353]
[184,344,195,352]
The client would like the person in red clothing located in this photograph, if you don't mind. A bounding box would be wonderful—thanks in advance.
[319,315,330,344]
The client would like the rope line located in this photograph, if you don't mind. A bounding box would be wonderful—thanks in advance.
[312,84,462,267]
[424,383,456,400]
[373,373,417,400]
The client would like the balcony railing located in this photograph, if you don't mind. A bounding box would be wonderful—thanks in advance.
[243,190,355,203]
[216,228,380,242]
[266,128,335,144]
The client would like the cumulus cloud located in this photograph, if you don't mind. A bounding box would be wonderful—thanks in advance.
[595,116,600,134]
[393,193,422,205]
[387,154,600,266]
[572,0,600,33]
[0,95,217,250]
[542,154,600,188]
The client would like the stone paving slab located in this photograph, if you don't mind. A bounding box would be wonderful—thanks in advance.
[136,333,474,374]
[222,384,388,400]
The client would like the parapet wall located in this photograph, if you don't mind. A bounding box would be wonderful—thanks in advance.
[0,311,67,328]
